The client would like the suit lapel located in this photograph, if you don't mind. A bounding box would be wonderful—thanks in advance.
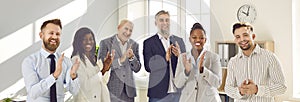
[111,36,122,57]
[153,34,166,54]
[126,39,132,50]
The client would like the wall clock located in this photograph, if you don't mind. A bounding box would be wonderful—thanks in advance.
[237,4,257,23]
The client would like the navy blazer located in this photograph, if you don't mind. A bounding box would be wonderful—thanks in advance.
[143,34,186,98]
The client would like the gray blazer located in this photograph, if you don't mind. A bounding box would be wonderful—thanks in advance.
[98,35,141,98]
[174,51,222,102]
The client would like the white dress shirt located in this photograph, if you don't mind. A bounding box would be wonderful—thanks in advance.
[157,34,177,93]
[22,48,79,102]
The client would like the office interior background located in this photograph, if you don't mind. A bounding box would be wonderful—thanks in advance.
[0,0,299,101]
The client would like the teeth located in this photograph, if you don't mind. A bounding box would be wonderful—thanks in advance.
[195,43,201,45]
[86,45,92,48]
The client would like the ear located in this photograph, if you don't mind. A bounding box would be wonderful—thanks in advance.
[117,25,120,30]
[252,33,256,40]
[155,21,157,26]
[39,32,43,39]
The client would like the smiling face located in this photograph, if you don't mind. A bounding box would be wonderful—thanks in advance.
[233,26,255,51]
[155,14,170,36]
[82,33,95,54]
[40,23,61,53]
[117,22,133,42]
[189,29,206,51]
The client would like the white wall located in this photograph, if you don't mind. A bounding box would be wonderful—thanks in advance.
[211,0,296,101]
[293,0,300,99]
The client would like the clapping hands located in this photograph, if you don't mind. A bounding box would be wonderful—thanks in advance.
[238,79,258,96]
[102,50,115,75]
[166,41,181,62]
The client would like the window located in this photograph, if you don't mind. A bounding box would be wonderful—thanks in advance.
[185,0,210,50]
[148,0,178,36]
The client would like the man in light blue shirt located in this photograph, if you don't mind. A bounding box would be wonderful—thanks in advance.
[22,19,80,102]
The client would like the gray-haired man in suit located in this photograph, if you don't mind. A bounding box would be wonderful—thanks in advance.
[98,19,141,102]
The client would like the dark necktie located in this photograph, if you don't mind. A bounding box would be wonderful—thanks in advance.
[48,54,57,102]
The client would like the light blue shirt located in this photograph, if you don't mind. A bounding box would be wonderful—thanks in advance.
[22,48,79,102]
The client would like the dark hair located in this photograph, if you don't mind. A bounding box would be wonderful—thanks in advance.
[71,27,97,66]
[40,19,62,30]
[190,23,206,35]
[232,22,253,34]
[155,10,170,19]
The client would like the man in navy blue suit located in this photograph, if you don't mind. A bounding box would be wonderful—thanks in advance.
[143,10,186,102]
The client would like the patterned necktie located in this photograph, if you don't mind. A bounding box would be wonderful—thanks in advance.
[48,54,57,102]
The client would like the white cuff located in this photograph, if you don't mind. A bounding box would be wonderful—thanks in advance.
[118,58,123,66]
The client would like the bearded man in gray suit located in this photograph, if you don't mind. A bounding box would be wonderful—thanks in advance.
[98,19,141,102]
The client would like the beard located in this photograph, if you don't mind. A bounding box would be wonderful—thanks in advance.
[239,43,251,50]
[160,29,170,36]
[43,38,60,51]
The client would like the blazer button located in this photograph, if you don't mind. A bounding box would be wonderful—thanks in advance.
[94,96,96,98]
[123,75,125,77]
[195,87,197,90]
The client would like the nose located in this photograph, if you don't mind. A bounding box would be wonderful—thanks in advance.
[126,30,132,37]
[87,39,92,43]
[240,36,245,41]
[162,20,169,25]
[52,33,58,39]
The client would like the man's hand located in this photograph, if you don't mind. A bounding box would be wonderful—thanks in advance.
[127,44,134,59]
[171,41,181,57]
[53,53,64,79]
[70,57,80,80]
[166,45,172,62]
[198,51,206,73]
[182,53,191,74]
[166,41,181,61]
[102,50,115,75]
[120,44,134,63]
[244,79,258,95]
[239,79,258,95]
[238,80,248,95]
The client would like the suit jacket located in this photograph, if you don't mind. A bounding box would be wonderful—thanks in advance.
[98,35,141,98]
[143,34,186,98]
[72,55,110,102]
[174,51,222,102]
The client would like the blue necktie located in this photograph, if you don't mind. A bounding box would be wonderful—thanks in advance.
[48,54,57,102]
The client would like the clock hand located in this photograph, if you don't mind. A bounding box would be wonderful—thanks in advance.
[246,6,250,16]
[242,11,248,15]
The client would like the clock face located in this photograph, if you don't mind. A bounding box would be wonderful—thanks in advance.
[237,4,257,23]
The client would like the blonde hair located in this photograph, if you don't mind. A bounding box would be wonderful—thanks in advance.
[117,19,134,29]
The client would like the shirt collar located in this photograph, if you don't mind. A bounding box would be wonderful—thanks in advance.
[186,49,207,64]
[115,35,129,44]
[40,48,58,59]
[157,33,172,40]
[238,44,261,58]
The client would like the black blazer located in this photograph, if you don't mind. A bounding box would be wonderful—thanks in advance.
[143,34,186,98]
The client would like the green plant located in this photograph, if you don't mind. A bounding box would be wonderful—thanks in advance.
[95,44,100,57]
[2,98,12,102]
